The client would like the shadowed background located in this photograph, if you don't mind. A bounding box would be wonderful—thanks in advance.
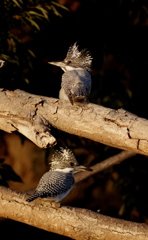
[1,0,148,239]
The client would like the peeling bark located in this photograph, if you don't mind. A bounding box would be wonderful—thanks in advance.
[0,88,148,155]
[0,186,148,240]
[0,89,56,148]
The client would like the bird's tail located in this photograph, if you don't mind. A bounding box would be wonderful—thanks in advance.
[26,193,38,202]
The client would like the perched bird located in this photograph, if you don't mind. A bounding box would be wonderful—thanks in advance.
[48,43,93,104]
[26,147,92,203]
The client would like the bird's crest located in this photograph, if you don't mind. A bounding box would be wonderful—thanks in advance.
[51,147,76,162]
[49,147,78,170]
[65,43,92,71]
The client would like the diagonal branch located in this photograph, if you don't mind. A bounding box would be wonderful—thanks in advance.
[0,186,148,240]
[0,89,148,155]
[75,150,137,183]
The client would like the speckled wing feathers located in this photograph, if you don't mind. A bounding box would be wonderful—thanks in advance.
[26,171,74,202]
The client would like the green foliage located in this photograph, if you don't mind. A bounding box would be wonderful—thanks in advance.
[0,0,67,86]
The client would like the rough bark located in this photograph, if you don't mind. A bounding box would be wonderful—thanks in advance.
[0,186,148,240]
[0,89,56,148]
[1,89,148,239]
[0,88,148,155]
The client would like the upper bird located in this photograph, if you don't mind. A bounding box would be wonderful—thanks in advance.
[48,43,93,105]
[26,147,92,204]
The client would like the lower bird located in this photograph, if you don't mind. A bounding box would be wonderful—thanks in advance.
[26,147,92,203]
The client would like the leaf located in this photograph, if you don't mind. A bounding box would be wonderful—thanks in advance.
[35,6,49,20]
[25,16,40,30]
[28,11,44,19]
[28,49,36,57]
[0,54,17,63]
[25,78,30,84]
[51,1,69,11]
[12,0,23,9]
[50,5,62,17]
[45,1,69,17]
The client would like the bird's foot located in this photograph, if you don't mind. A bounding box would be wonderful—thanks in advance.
[51,201,61,209]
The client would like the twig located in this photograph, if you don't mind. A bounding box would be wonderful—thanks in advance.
[75,150,137,183]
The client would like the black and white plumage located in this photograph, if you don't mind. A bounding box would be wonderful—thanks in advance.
[26,171,75,202]
[26,147,92,203]
[48,43,92,104]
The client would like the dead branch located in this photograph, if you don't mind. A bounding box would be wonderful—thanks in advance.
[75,150,137,183]
[0,186,148,240]
[0,89,56,148]
[0,89,148,155]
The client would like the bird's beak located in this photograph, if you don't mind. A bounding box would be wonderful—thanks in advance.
[48,61,66,68]
[74,165,92,173]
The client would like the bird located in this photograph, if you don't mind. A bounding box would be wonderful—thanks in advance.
[48,42,93,105]
[26,147,92,203]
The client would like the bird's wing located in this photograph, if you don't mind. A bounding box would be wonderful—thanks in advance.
[26,171,74,202]
[62,70,91,104]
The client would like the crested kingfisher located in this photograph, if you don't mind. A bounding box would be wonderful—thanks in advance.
[48,43,92,104]
[26,147,92,203]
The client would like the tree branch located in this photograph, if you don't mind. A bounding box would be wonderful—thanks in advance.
[0,186,148,240]
[0,88,148,155]
[75,150,137,183]
[0,89,56,148]
[1,89,148,239]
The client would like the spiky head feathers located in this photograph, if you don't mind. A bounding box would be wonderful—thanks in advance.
[64,43,92,71]
[50,148,78,171]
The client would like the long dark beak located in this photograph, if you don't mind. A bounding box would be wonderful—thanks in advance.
[48,61,66,68]
[74,165,92,173]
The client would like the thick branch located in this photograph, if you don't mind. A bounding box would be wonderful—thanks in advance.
[0,89,148,155]
[0,186,148,240]
[0,89,56,148]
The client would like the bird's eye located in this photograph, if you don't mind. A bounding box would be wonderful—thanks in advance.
[66,61,71,65]
[70,162,75,167]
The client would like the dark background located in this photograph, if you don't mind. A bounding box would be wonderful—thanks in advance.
[1,0,148,238]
